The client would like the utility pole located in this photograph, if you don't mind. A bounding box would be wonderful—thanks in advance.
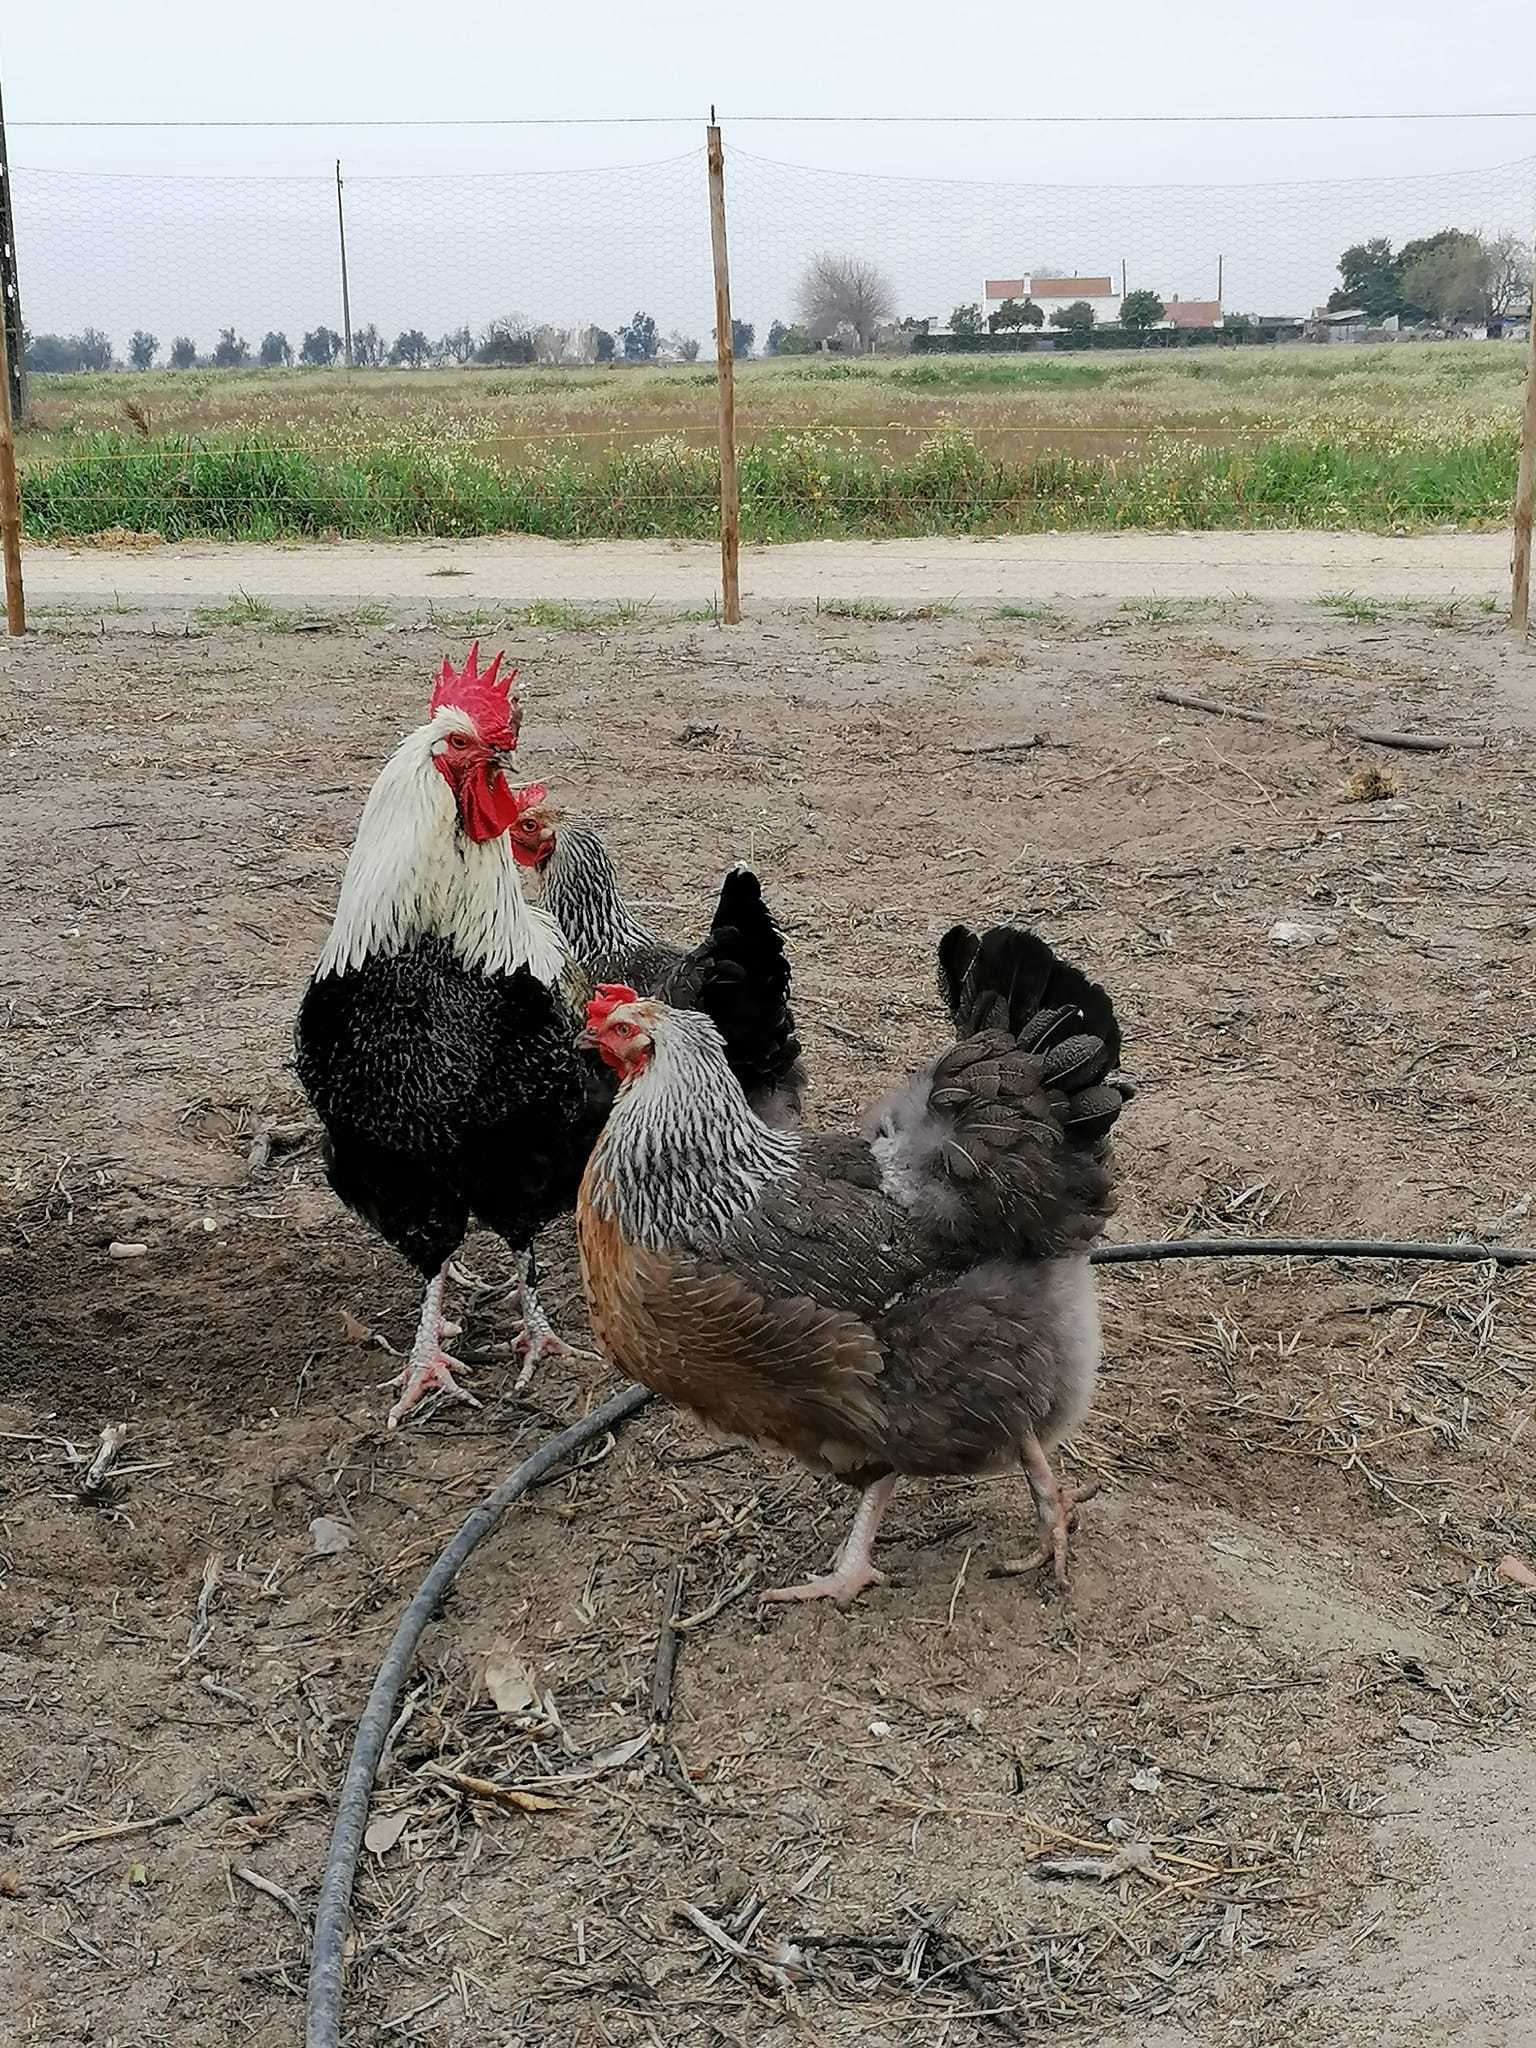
[335,160,354,369]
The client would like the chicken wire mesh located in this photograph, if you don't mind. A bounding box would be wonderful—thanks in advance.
[9,129,1536,550]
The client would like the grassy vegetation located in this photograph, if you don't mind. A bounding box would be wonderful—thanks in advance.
[18,345,1525,543]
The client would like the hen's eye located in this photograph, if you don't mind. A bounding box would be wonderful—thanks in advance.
[447,732,472,751]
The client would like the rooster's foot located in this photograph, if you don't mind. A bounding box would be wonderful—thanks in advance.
[387,1351,480,1430]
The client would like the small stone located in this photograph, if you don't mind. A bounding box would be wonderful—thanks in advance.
[308,1516,351,1558]
[108,1241,148,1260]
[1399,1713,1440,1745]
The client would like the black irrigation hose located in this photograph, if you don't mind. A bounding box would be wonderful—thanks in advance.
[305,1380,654,2048]
[1091,1236,1536,1269]
[304,1232,1536,2047]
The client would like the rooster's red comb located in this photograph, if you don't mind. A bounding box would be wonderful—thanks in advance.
[587,984,641,1033]
[428,641,521,749]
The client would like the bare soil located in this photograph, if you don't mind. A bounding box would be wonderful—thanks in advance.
[1,600,1534,2048]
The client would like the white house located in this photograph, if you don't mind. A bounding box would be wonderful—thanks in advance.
[983,272,1122,326]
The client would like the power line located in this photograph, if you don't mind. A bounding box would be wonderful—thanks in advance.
[7,110,1536,130]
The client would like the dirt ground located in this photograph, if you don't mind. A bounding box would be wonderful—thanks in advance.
[2,595,1535,2048]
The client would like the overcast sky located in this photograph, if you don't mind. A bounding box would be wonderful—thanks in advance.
[6,2,1536,349]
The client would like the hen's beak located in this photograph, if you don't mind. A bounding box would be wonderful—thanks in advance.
[575,1023,599,1050]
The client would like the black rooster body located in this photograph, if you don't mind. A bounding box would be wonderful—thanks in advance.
[294,647,609,1425]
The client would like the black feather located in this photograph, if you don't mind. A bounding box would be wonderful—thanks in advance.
[295,938,609,1276]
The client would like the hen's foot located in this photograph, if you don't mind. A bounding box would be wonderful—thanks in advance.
[995,1461,1101,1590]
[762,1476,897,1611]
[762,1561,885,1608]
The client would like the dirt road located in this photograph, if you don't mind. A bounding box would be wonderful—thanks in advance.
[22,526,1513,613]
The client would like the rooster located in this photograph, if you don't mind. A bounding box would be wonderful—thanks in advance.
[295,645,606,1427]
[576,926,1130,1604]
[508,794,807,1128]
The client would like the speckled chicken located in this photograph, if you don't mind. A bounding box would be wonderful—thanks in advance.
[576,925,1131,1605]
[508,794,807,1129]
[294,646,607,1426]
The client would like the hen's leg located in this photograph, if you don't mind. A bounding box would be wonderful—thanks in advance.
[511,1246,580,1386]
[1002,1438,1100,1590]
[764,1476,897,1608]
[387,1264,480,1430]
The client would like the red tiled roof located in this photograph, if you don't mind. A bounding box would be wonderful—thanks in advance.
[984,279,1029,299]
[1032,276,1113,297]
[1164,299,1223,327]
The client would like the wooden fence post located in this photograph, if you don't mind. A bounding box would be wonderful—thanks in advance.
[1512,245,1536,636]
[706,116,741,625]
[0,273,24,636]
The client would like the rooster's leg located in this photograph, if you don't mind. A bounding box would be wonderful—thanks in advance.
[511,1246,580,1386]
[763,1476,897,1608]
[387,1264,480,1430]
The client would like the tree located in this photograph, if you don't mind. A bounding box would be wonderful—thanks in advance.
[667,331,701,362]
[1487,233,1533,318]
[731,318,754,359]
[1119,289,1165,335]
[988,296,1043,333]
[592,328,616,364]
[212,327,250,368]
[1327,238,1401,320]
[619,311,660,361]
[437,325,475,366]
[259,330,293,367]
[352,322,386,367]
[128,330,158,371]
[169,336,198,369]
[1050,300,1097,336]
[772,323,813,356]
[797,252,895,353]
[765,319,789,355]
[1398,230,1493,325]
[391,329,432,367]
[78,327,115,371]
[300,326,342,366]
[22,332,80,372]
[476,316,537,365]
[949,302,985,336]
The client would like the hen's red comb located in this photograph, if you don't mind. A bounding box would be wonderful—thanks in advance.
[428,641,521,749]
[587,984,640,1033]
[509,779,549,817]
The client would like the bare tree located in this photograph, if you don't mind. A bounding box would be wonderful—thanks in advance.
[796,252,895,353]
[1486,233,1533,318]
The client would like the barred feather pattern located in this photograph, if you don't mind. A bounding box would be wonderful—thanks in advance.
[578,928,1130,1489]
[542,825,806,1125]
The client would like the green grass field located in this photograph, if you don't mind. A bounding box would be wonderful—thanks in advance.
[18,343,1526,543]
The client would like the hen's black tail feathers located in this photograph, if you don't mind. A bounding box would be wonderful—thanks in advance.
[937,923,1130,1149]
[682,867,808,1126]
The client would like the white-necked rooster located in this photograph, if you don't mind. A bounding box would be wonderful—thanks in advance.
[295,646,603,1427]
[508,794,807,1129]
[576,926,1131,1604]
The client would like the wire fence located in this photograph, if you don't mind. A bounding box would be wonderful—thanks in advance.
[5,125,1535,586]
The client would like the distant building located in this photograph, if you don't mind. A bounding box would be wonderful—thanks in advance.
[983,272,1122,326]
[1163,297,1223,330]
